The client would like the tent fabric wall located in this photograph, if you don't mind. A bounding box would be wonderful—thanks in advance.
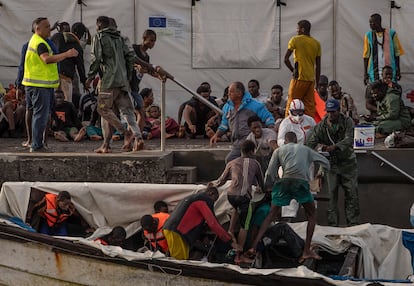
[192,0,280,69]
[0,0,411,120]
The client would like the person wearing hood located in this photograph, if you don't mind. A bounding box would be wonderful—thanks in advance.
[51,21,87,103]
[85,16,144,153]
[210,81,275,163]
[277,99,315,147]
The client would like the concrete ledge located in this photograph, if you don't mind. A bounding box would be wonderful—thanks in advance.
[167,166,197,184]
[0,151,174,185]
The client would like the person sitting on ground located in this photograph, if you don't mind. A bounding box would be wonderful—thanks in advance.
[141,211,170,254]
[248,79,268,103]
[216,86,229,109]
[246,115,277,171]
[139,87,160,139]
[328,80,359,124]
[95,226,126,246]
[183,85,219,139]
[366,80,411,138]
[212,140,264,263]
[315,75,329,102]
[145,105,180,140]
[249,132,330,263]
[51,89,84,142]
[154,200,169,213]
[0,85,25,138]
[365,66,403,117]
[76,79,102,141]
[163,186,241,260]
[265,84,286,125]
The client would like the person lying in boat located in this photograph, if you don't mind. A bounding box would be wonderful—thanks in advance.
[27,190,92,236]
[163,186,241,260]
[95,226,126,246]
[141,212,170,254]
[240,189,305,267]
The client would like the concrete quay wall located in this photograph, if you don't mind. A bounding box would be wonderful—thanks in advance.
[0,152,173,185]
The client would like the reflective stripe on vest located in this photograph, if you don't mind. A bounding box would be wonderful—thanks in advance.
[44,193,70,227]
[22,34,59,88]
[144,212,170,252]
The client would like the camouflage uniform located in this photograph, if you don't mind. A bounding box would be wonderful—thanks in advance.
[306,113,359,226]
[375,87,411,134]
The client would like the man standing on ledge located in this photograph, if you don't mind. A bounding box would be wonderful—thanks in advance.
[284,19,321,118]
[86,16,144,153]
[363,13,404,85]
[23,17,78,152]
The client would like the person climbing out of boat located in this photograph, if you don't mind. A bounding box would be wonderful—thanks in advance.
[95,226,126,246]
[248,132,330,263]
[211,139,264,264]
[31,191,75,236]
[141,211,170,254]
[163,186,242,260]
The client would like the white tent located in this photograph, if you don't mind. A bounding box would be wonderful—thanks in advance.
[0,0,413,119]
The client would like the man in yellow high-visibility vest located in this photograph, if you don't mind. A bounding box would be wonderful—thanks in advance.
[22,17,78,152]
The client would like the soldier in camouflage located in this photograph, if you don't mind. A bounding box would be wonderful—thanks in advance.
[306,99,359,226]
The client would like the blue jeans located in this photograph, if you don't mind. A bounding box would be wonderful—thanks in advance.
[39,220,68,236]
[131,90,143,109]
[26,86,53,150]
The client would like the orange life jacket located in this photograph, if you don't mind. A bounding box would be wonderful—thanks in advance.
[313,89,327,123]
[44,193,71,227]
[95,238,109,245]
[143,212,170,253]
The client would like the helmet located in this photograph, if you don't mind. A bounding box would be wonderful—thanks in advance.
[289,99,305,123]
[289,99,305,111]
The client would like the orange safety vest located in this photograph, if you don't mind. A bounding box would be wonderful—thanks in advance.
[44,193,71,227]
[313,89,327,123]
[143,212,170,253]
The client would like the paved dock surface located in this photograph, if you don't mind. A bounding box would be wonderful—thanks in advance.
[0,137,232,154]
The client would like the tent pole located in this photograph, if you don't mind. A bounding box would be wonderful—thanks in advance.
[160,81,166,152]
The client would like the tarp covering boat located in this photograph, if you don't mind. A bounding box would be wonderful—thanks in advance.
[0,181,413,285]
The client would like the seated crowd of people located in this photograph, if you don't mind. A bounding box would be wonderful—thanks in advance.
[2,69,414,149]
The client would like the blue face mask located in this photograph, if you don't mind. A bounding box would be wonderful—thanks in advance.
[410,215,414,228]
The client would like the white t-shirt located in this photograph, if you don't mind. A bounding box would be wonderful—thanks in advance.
[246,128,277,157]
